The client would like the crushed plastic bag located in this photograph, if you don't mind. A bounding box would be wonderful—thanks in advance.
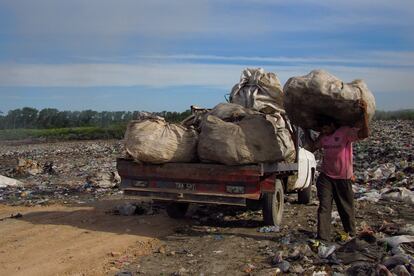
[381,188,414,205]
[0,175,23,188]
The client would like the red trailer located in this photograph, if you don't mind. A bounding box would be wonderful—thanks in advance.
[117,147,316,225]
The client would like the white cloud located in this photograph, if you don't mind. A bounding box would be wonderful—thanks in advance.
[1,62,413,96]
[2,0,413,37]
[131,52,414,67]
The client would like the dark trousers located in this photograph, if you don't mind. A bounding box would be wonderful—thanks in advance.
[317,173,356,240]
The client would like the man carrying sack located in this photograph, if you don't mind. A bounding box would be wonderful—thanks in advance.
[307,100,370,241]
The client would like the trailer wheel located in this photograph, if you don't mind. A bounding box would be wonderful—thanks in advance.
[166,202,189,219]
[262,179,284,226]
[298,173,314,204]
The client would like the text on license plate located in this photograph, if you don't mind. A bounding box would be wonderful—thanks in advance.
[176,183,196,190]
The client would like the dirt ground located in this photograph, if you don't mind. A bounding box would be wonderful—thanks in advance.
[0,194,412,276]
[0,199,179,276]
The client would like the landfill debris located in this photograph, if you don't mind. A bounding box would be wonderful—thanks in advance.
[336,238,382,265]
[275,260,290,273]
[317,244,336,259]
[375,264,393,276]
[399,224,414,235]
[42,161,57,175]
[0,175,23,188]
[0,212,23,221]
[381,187,414,205]
[114,203,138,216]
[392,265,411,276]
[381,235,414,249]
[0,140,124,206]
[257,225,280,233]
[14,158,42,176]
[312,271,329,276]
[115,271,132,276]
[383,254,411,269]
[86,171,121,188]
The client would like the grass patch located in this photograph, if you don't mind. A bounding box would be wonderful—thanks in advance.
[0,124,127,141]
[374,109,414,120]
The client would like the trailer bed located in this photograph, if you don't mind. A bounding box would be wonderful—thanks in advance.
[117,158,298,205]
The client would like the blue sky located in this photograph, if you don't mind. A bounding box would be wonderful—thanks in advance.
[0,0,413,112]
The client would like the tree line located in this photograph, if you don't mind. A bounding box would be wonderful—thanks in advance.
[0,107,191,129]
[1,107,412,130]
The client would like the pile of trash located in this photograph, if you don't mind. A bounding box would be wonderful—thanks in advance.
[125,68,296,165]
[351,120,414,205]
[0,140,124,205]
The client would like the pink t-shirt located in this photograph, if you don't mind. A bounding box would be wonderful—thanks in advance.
[318,126,359,180]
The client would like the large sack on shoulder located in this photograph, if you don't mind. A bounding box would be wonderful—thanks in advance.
[230,68,284,114]
[198,115,290,165]
[283,70,376,130]
[125,118,198,164]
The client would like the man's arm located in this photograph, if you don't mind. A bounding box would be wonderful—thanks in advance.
[356,99,369,139]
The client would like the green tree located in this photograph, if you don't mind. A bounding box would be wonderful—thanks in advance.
[20,107,39,128]
[37,108,59,128]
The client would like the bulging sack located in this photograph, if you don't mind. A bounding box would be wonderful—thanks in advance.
[230,68,284,114]
[265,114,296,163]
[208,102,258,121]
[125,118,198,164]
[283,70,376,130]
[198,114,294,165]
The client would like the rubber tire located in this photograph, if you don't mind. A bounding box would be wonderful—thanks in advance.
[298,184,312,204]
[166,202,189,219]
[262,179,284,226]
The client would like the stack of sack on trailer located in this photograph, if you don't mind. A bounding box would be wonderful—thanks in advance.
[283,69,376,130]
[126,68,362,165]
[198,68,296,165]
[124,115,198,164]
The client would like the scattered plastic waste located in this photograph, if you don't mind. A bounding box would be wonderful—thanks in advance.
[257,225,280,233]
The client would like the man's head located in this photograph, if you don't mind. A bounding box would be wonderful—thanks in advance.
[319,116,338,135]
[321,123,337,135]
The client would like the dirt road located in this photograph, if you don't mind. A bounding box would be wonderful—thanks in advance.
[0,200,179,276]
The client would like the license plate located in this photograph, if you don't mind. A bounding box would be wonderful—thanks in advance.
[176,183,196,191]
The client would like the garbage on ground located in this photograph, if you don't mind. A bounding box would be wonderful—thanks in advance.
[381,187,414,205]
[0,175,23,188]
[283,69,376,130]
[317,244,336,259]
[335,238,382,265]
[257,225,280,233]
[86,171,121,188]
[115,203,137,216]
[392,265,411,276]
[381,235,414,249]
[15,158,42,176]
[113,203,153,216]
